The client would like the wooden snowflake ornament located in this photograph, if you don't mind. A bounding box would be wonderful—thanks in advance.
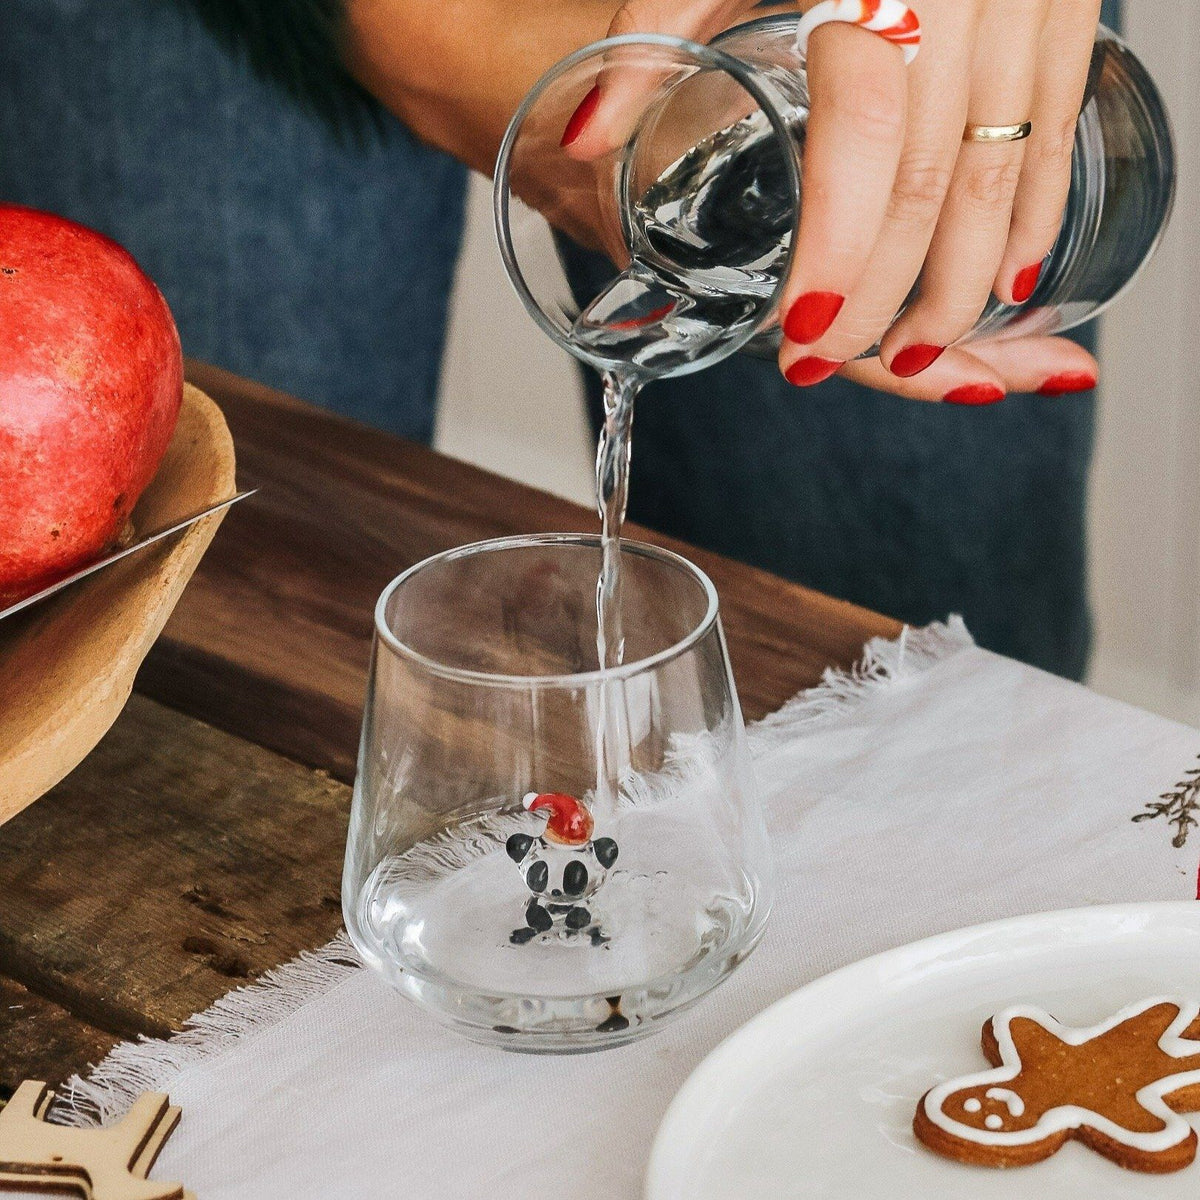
[0,1081,193,1199]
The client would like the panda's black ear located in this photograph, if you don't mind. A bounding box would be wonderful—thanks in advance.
[506,833,534,862]
[593,837,619,868]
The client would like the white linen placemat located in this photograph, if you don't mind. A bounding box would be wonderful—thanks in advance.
[53,620,1200,1199]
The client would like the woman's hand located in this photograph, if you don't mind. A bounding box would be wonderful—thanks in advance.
[574,0,1102,403]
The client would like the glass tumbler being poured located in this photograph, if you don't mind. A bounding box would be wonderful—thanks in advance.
[493,17,1174,380]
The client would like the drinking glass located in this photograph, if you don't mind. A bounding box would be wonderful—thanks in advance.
[494,18,1174,377]
[495,34,800,379]
[343,534,773,1051]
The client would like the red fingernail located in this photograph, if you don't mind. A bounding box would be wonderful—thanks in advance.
[944,383,1006,406]
[891,343,944,378]
[784,356,844,387]
[561,85,601,148]
[783,292,844,344]
[609,301,676,331]
[1012,262,1042,304]
[1038,370,1097,396]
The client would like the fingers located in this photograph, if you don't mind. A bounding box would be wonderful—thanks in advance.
[815,346,1007,402]
[967,334,1098,393]
[785,335,1097,402]
[880,0,1050,371]
[997,0,1102,301]
[785,7,973,366]
[561,0,755,159]
[553,0,1097,413]
[776,22,908,353]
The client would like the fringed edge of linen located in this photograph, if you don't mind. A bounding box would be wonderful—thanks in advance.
[748,615,974,753]
[52,933,362,1127]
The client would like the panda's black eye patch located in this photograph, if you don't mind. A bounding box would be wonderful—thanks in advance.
[526,860,549,892]
[563,861,589,896]
[506,833,533,863]
[593,837,619,868]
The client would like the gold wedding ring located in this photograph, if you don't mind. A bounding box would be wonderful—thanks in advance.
[964,121,1033,144]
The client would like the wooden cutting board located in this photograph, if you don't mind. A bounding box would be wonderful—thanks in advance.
[0,384,236,822]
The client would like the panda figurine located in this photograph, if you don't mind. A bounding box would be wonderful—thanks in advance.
[506,792,619,944]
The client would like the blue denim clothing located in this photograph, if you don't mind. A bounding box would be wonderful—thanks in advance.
[0,0,465,441]
[0,0,1116,678]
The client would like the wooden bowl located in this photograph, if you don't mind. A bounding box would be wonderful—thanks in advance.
[0,384,236,822]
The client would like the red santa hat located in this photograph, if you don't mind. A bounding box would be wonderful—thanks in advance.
[523,792,594,846]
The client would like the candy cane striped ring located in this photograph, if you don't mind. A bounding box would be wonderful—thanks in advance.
[796,0,922,65]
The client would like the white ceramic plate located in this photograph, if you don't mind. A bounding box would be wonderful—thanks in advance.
[646,902,1200,1200]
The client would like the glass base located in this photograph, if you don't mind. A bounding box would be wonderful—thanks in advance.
[351,914,767,1053]
[346,806,770,1051]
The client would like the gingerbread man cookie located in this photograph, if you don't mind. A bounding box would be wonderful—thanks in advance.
[914,998,1200,1172]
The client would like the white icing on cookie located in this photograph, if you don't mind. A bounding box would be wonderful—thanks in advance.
[963,1098,981,1113]
[921,997,1200,1153]
[985,1114,1003,1130]
[985,1087,1025,1116]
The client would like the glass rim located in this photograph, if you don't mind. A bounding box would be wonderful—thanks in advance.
[492,30,801,378]
[373,532,721,689]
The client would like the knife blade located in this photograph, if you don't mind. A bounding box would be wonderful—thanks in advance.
[0,489,257,622]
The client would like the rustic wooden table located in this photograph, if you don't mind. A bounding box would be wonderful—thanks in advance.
[0,362,900,1098]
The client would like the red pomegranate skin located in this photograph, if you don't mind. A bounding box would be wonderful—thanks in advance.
[0,205,182,605]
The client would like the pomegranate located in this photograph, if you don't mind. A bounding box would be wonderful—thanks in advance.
[0,206,182,605]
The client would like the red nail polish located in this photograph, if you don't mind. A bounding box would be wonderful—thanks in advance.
[783,292,844,344]
[561,85,601,148]
[890,344,944,378]
[784,356,844,387]
[609,301,676,331]
[1012,262,1042,304]
[1038,370,1097,396]
[944,383,1006,406]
